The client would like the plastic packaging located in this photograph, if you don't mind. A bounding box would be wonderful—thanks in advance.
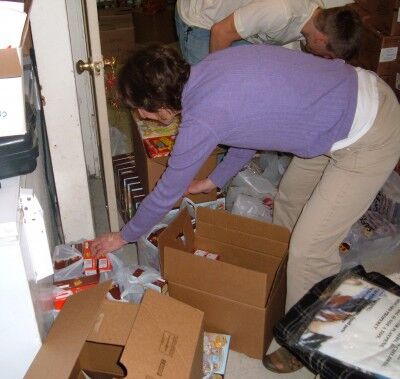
[290,270,400,378]
[53,242,84,281]
[340,211,400,270]
[231,193,273,223]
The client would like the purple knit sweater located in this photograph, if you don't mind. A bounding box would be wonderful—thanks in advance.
[121,45,358,242]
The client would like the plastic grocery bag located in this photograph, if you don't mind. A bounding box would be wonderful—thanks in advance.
[231,193,273,223]
[259,151,292,186]
[137,223,168,271]
[53,242,84,281]
[340,211,400,270]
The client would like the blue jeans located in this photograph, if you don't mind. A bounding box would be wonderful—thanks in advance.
[175,8,250,65]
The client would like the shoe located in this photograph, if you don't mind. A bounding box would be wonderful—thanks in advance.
[262,347,303,373]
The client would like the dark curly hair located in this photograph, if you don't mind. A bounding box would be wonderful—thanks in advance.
[315,6,362,60]
[117,44,190,112]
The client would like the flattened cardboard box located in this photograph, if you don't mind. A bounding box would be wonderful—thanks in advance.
[25,282,205,379]
[158,207,290,359]
[130,111,224,204]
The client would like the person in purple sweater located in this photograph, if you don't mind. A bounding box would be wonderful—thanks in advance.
[92,44,400,372]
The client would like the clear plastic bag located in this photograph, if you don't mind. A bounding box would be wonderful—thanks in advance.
[231,193,273,223]
[340,211,400,270]
[289,269,400,378]
[137,224,168,271]
[53,242,84,281]
[259,151,292,186]
[230,161,277,198]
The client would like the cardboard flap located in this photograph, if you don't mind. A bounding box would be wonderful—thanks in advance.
[158,207,195,272]
[87,301,139,346]
[25,281,113,379]
[197,208,290,245]
[76,342,126,378]
[120,290,204,379]
[196,222,288,258]
[0,49,22,78]
[164,246,268,307]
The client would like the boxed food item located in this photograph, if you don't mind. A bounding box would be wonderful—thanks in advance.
[130,110,224,204]
[0,3,30,137]
[143,135,176,158]
[159,207,290,358]
[26,282,205,379]
[355,0,400,36]
[53,274,100,311]
[203,332,231,378]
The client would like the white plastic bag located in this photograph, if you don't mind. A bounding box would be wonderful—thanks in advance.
[260,151,291,186]
[137,223,168,271]
[53,243,84,281]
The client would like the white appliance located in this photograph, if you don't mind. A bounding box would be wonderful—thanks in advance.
[0,176,54,378]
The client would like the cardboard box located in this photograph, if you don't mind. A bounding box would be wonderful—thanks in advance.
[380,62,400,101]
[158,207,290,358]
[99,12,135,63]
[0,9,30,137]
[349,21,400,76]
[132,5,177,44]
[130,111,224,204]
[26,282,205,379]
[355,0,400,35]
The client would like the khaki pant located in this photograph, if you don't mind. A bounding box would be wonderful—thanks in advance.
[273,79,400,311]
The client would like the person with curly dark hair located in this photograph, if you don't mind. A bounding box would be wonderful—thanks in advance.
[92,43,400,373]
[175,0,362,64]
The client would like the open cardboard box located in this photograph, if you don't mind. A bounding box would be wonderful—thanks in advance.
[0,2,31,137]
[25,282,205,379]
[130,111,224,204]
[158,207,290,359]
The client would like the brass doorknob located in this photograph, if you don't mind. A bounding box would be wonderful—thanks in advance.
[76,56,117,75]
[76,59,101,75]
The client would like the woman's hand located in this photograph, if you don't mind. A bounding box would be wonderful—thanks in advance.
[91,232,128,257]
[186,178,216,195]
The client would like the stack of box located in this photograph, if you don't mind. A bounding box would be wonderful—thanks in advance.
[130,111,225,206]
[112,152,146,222]
[350,1,400,100]
[98,7,135,64]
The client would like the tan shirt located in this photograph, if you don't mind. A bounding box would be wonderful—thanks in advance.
[177,0,323,45]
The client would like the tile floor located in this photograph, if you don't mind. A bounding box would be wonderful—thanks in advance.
[90,177,400,379]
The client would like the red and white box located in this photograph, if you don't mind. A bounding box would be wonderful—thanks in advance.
[53,274,100,310]
[98,255,112,273]
[193,249,220,261]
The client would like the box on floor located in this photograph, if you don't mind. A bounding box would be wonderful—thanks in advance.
[25,282,204,379]
[159,207,290,359]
